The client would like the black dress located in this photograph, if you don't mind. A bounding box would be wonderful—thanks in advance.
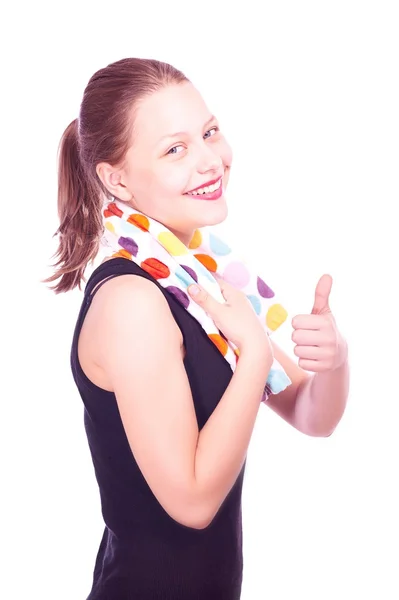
[70,258,246,599]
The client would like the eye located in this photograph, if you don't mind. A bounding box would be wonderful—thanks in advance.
[204,126,219,139]
[167,144,185,155]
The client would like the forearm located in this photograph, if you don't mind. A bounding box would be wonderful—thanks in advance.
[294,354,350,437]
[194,347,272,521]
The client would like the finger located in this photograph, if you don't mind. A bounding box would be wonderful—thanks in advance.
[187,284,222,312]
[311,274,333,315]
[216,278,240,302]
[292,314,326,330]
[215,276,228,294]
[297,358,329,372]
[293,345,325,360]
[292,329,323,345]
[215,276,232,290]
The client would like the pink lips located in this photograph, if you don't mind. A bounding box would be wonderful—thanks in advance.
[185,176,223,201]
[187,176,222,193]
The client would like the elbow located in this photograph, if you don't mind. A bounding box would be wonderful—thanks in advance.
[173,506,216,530]
[299,422,336,438]
[182,494,222,530]
[160,481,220,530]
[166,497,217,531]
[187,515,214,530]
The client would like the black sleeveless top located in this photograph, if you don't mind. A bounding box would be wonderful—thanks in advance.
[70,258,246,600]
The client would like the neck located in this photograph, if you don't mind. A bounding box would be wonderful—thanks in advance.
[124,199,194,248]
[168,226,195,248]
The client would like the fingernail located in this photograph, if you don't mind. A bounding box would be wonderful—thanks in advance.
[189,285,200,296]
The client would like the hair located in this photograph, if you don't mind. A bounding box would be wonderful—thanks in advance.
[45,57,188,293]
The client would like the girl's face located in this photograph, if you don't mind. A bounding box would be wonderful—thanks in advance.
[117,81,233,245]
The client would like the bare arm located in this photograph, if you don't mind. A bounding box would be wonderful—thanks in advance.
[95,275,272,529]
[266,340,349,437]
[194,343,272,519]
[266,273,349,436]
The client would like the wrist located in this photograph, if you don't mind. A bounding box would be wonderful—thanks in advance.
[239,338,273,370]
[331,338,349,372]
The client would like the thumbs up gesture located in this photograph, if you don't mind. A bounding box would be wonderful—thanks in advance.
[291,275,348,372]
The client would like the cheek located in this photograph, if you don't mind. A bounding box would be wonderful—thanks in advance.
[126,164,153,194]
[157,164,189,196]
[131,163,179,196]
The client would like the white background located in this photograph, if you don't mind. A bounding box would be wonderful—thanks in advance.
[2,1,398,598]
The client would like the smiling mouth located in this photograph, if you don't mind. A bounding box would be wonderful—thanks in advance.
[186,177,222,196]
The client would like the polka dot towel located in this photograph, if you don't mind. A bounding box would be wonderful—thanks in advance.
[101,198,292,401]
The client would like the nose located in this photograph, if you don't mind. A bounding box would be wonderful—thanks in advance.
[196,143,223,175]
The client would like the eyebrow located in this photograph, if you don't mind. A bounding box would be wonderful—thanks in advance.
[158,115,217,144]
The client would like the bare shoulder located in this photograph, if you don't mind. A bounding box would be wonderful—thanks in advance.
[92,271,174,314]
[78,273,184,390]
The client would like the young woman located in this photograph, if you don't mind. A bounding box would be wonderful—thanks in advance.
[46,57,349,599]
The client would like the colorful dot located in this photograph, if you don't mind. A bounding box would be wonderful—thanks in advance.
[180,265,198,283]
[104,202,123,218]
[188,229,202,249]
[175,265,196,287]
[209,233,231,256]
[247,294,262,315]
[208,333,229,356]
[266,304,288,330]
[267,368,292,392]
[195,260,218,283]
[127,213,150,231]
[158,231,189,256]
[112,249,132,260]
[166,286,190,309]
[120,219,138,236]
[141,258,170,279]
[234,347,240,363]
[105,222,115,234]
[194,253,218,272]
[118,236,138,257]
[257,276,275,298]
[223,261,250,289]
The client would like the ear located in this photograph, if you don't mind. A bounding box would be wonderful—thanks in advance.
[96,162,133,202]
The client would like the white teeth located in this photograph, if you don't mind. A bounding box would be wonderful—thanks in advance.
[188,179,221,195]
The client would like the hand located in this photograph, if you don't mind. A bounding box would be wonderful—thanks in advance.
[187,279,272,356]
[291,274,348,372]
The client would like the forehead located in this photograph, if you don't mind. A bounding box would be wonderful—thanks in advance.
[133,82,212,145]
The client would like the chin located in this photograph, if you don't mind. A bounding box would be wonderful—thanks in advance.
[196,197,228,228]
